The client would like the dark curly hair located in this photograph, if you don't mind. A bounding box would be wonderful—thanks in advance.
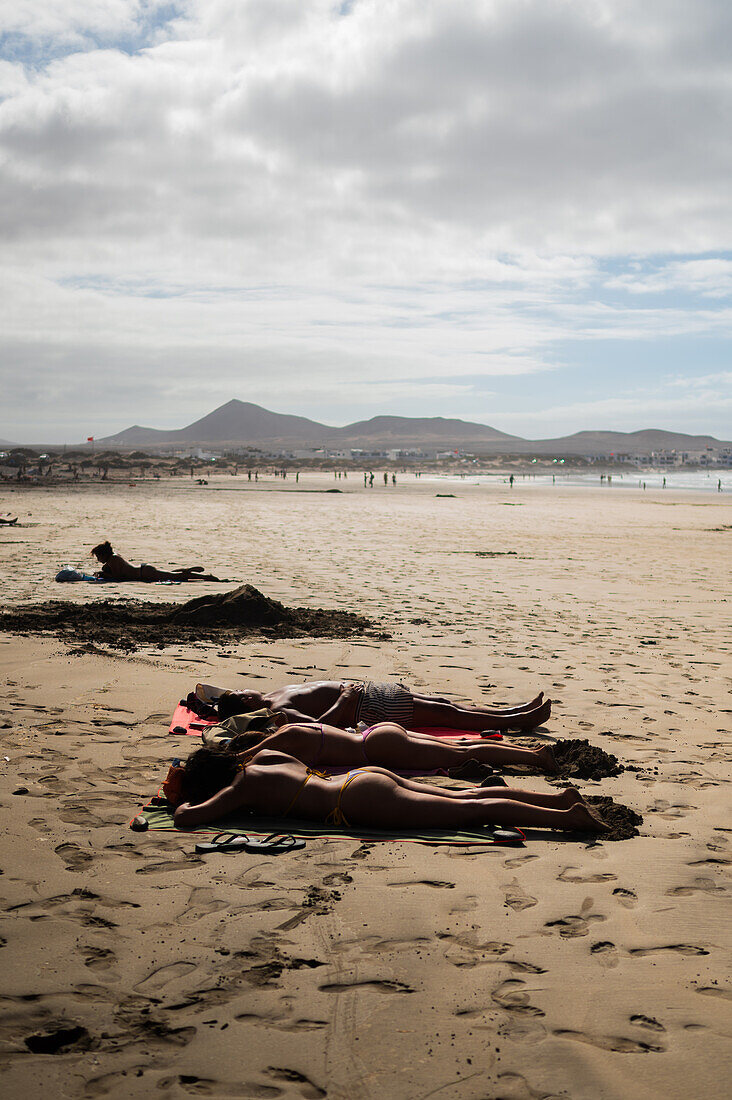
[91,540,114,561]
[225,730,268,755]
[181,747,241,806]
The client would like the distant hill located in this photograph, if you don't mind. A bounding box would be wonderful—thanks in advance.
[93,401,731,456]
[329,415,518,444]
[100,400,329,447]
[99,401,523,449]
[509,429,729,456]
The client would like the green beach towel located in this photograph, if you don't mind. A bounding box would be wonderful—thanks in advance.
[136,796,524,847]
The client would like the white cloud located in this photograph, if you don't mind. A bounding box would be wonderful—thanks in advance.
[1,1,731,439]
[606,259,732,298]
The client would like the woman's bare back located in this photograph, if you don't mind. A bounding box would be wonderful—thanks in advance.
[243,751,343,821]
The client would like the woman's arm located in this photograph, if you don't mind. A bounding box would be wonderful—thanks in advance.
[318,682,362,726]
[173,772,248,828]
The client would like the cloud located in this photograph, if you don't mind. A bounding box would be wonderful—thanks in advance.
[1,1,731,439]
[606,259,732,298]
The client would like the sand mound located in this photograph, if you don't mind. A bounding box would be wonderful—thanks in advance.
[171,584,299,626]
[553,738,623,780]
[585,795,643,841]
[0,584,371,651]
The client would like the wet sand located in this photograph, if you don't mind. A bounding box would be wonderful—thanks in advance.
[0,473,730,1098]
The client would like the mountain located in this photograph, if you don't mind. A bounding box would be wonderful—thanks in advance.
[329,415,518,444]
[98,401,523,449]
[509,429,728,456]
[100,400,329,447]
[94,401,731,456]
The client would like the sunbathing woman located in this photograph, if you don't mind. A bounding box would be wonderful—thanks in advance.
[91,541,222,582]
[173,748,607,833]
[206,679,551,733]
[222,720,559,774]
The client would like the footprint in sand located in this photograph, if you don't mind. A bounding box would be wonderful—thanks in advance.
[629,944,709,957]
[503,881,537,911]
[666,876,727,897]
[85,1068,152,1097]
[82,946,117,972]
[319,978,414,994]
[630,1014,666,1033]
[235,1011,328,1032]
[558,866,617,884]
[505,960,547,975]
[388,879,455,889]
[158,1078,281,1098]
[545,897,606,938]
[135,960,198,992]
[554,1028,665,1054]
[322,871,353,886]
[591,941,619,969]
[613,887,638,908]
[266,1069,327,1099]
[491,978,545,1018]
[694,986,732,1001]
[503,853,539,869]
[54,842,94,871]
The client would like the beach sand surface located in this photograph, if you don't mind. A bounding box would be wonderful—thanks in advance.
[0,473,730,1099]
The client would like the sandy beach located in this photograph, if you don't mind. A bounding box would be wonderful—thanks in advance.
[0,472,730,1099]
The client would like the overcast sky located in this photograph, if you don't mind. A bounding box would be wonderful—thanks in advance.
[1,0,731,443]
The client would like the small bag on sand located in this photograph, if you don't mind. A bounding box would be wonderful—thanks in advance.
[161,761,186,806]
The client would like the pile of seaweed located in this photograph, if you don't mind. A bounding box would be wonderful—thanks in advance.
[0,584,372,652]
[552,738,623,781]
[585,796,643,841]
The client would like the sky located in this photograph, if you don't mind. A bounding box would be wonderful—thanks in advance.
[1,0,731,444]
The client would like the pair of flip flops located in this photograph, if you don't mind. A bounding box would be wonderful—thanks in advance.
[194,832,306,855]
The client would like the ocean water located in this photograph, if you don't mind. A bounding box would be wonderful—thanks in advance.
[421,469,729,493]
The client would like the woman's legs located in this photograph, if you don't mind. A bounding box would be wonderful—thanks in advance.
[343,773,605,832]
[412,691,544,716]
[365,723,557,773]
[141,564,221,582]
[411,697,551,732]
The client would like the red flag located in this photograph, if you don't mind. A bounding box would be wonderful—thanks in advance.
[87,436,94,442]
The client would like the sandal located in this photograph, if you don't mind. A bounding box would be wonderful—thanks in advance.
[194,832,305,855]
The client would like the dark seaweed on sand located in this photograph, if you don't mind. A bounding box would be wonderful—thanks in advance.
[0,584,372,652]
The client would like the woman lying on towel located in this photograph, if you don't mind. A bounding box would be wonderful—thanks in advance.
[91,541,222,582]
[209,679,551,733]
[173,748,607,833]
[220,720,559,775]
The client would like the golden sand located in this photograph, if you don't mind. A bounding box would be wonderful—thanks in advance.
[0,473,730,1098]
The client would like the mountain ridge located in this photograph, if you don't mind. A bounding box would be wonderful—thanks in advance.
[94,401,730,456]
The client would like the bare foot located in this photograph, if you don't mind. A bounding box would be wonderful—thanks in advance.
[511,698,551,730]
[490,691,544,715]
[536,745,558,774]
[565,802,609,833]
[557,786,583,808]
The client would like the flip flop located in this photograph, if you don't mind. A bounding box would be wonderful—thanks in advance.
[244,834,306,854]
[194,832,305,855]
